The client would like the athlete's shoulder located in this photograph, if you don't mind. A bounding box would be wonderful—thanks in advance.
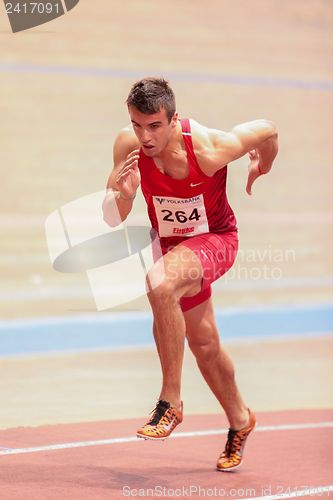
[188,119,210,145]
[187,119,231,174]
[113,126,140,163]
[188,119,228,170]
[189,119,226,151]
[114,126,140,150]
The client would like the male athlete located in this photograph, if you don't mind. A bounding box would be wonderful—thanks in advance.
[103,78,278,471]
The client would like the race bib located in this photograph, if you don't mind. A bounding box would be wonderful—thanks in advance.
[152,194,209,237]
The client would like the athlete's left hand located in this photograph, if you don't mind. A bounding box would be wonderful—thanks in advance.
[246,149,263,196]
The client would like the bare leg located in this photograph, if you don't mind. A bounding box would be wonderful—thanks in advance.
[185,297,249,429]
[146,245,203,410]
[149,297,185,409]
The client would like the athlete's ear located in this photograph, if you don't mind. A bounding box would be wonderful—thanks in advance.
[171,112,178,127]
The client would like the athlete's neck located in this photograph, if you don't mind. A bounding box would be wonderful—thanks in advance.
[155,121,184,162]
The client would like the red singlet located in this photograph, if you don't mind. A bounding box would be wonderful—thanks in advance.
[138,118,238,312]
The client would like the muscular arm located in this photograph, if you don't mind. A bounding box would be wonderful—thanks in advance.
[216,119,278,172]
[102,128,140,227]
[196,119,278,176]
[192,118,278,195]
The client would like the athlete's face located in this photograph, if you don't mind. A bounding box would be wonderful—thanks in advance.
[128,106,178,156]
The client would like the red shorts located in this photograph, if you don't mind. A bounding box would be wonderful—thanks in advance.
[152,231,238,312]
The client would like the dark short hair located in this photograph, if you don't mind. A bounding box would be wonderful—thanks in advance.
[126,77,176,122]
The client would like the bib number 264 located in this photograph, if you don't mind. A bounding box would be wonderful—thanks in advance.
[161,208,200,224]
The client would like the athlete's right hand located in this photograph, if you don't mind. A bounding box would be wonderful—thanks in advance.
[246,149,262,196]
[116,149,141,199]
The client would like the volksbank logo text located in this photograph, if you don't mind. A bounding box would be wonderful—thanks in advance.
[155,196,200,205]
[4,0,80,33]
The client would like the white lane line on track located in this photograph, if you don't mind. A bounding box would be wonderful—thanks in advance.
[237,485,333,500]
[0,421,332,456]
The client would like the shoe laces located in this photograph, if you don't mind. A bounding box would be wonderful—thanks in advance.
[224,428,244,457]
[148,400,170,426]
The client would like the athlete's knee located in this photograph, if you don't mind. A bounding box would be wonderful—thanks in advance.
[187,320,220,363]
[146,276,178,306]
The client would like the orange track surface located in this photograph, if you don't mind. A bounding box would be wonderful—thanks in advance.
[1,409,332,499]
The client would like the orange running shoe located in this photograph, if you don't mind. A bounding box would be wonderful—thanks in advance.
[136,399,183,440]
[216,408,256,472]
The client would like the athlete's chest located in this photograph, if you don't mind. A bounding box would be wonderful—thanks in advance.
[153,151,189,180]
[139,149,213,199]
